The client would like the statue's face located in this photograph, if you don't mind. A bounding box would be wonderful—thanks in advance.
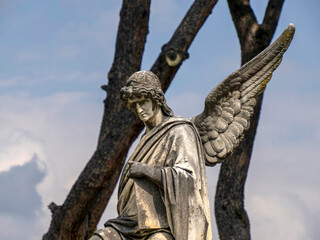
[128,95,158,123]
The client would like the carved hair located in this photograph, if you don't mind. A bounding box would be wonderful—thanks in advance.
[120,71,173,116]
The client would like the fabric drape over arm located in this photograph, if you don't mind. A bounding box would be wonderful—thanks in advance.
[105,118,212,240]
[161,124,212,240]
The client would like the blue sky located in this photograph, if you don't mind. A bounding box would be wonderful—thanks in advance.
[0,0,319,239]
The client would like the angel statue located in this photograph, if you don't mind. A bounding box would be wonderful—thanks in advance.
[90,24,295,240]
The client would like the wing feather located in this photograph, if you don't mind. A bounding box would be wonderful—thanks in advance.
[192,24,295,166]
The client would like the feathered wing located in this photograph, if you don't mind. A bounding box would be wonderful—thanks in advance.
[192,23,295,166]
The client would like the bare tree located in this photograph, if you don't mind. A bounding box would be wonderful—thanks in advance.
[43,0,285,239]
[215,0,285,239]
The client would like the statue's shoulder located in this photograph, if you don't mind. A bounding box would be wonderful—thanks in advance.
[163,116,193,128]
[164,116,198,135]
[147,116,196,140]
[166,116,192,124]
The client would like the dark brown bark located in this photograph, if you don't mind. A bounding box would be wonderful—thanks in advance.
[43,0,218,239]
[214,0,285,239]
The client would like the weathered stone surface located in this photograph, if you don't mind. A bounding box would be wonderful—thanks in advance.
[92,71,212,240]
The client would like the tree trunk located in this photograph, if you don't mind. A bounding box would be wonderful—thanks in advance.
[43,0,218,239]
[43,1,151,239]
[215,0,285,239]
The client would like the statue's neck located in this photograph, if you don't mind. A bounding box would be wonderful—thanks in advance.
[144,109,167,132]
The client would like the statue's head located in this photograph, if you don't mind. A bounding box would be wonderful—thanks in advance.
[120,70,173,117]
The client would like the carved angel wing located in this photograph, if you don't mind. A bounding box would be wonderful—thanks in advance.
[192,23,295,166]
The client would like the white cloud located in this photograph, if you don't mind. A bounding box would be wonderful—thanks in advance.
[248,194,317,240]
[0,91,103,239]
[0,96,47,172]
[0,130,45,172]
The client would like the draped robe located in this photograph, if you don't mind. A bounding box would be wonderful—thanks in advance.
[105,117,212,240]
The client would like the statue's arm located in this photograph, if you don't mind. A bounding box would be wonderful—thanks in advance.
[127,124,199,187]
[128,161,162,187]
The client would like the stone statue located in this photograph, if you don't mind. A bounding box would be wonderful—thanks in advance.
[90,24,295,240]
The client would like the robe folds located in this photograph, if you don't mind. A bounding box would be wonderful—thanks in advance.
[105,117,212,240]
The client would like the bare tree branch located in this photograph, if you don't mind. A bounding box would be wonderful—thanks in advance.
[226,0,258,51]
[262,0,285,39]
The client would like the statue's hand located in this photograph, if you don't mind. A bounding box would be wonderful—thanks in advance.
[127,161,162,187]
[127,161,146,178]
